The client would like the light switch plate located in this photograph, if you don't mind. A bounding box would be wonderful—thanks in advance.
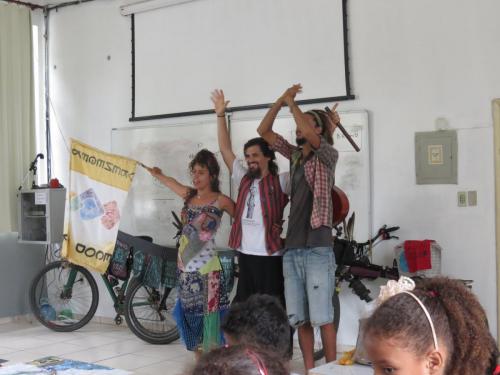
[468,191,477,206]
[458,191,467,207]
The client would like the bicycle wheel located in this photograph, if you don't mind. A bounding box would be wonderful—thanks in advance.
[29,260,99,332]
[124,277,179,344]
[313,290,340,361]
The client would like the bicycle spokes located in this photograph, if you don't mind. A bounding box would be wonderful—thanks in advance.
[125,280,178,341]
[30,261,98,331]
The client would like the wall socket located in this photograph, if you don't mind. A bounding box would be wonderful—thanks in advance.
[468,190,477,206]
[458,191,467,207]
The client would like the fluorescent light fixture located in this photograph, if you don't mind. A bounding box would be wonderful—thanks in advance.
[120,0,198,15]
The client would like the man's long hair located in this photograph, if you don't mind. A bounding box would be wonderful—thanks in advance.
[243,137,278,175]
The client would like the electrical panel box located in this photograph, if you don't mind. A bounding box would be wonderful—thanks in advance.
[415,130,458,184]
[18,188,66,244]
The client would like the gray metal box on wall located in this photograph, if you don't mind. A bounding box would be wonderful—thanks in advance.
[415,130,457,184]
[18,188,66,244]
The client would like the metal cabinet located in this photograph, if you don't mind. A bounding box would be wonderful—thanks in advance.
[18,188,66,244]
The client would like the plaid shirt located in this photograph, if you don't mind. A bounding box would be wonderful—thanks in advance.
[272,134,338,229]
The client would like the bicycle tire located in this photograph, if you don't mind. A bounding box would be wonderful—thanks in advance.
[313,290,340,361]
[29,260,99,332]
[124,277,179,344]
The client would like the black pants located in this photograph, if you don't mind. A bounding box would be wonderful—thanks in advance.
[233,252,294,357]
[233,252,285,307]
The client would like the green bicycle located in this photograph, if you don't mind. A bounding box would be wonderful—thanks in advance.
[29,231,179,345]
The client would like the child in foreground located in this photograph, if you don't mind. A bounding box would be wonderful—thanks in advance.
[363,276,499,375]
[191,344,288,375]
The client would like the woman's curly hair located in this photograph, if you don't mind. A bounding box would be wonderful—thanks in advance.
[185,149,221,203]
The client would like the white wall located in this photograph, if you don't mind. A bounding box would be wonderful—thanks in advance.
[48,0,500,337]
[344,0,500,338]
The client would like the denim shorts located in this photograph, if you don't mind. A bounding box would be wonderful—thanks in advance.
[283,247,335,327]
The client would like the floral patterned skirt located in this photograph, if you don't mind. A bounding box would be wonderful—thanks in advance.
[172,252,234,352]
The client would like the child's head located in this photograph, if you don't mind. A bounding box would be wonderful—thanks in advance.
[221,294,292,360]
[192,344,288,375]
[363,277,497,375]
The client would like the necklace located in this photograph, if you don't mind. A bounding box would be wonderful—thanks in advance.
[197,193,209,200]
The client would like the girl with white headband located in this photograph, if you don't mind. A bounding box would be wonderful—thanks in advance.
[363,277,498,375]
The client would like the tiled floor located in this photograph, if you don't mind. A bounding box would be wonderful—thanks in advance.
[0,320,310,374]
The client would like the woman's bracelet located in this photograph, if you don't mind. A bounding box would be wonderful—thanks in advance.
[217,113,226,118]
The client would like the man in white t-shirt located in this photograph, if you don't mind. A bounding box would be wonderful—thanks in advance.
[212,89,289,305]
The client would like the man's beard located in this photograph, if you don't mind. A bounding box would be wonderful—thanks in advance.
[247,165,262,179]
[296,138,307,146]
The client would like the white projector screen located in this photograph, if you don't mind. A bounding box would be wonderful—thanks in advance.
[131,0,352,120]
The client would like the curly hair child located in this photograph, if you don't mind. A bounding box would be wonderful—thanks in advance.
[363,277,498,375]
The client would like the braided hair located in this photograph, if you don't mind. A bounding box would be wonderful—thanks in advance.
[305,109,334,145]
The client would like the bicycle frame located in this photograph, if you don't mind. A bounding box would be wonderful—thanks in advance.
[101,274,130,317]
[103,273,170,324]
[62,266,131,322]
[334,224,400,302]
[31,234,180,344]
[62,265,171,327]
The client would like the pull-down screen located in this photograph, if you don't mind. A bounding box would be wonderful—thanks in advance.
[132,0,350,119]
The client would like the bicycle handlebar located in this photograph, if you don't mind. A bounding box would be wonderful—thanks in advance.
[356,225,400,247]
[335,224,401,304]
[384,226,400,233]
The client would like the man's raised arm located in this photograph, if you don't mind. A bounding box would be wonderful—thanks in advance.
[257,98,283,147]
[258,85,302,159]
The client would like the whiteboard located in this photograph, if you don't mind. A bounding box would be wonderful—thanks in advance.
[133,0,349,118]
[111,110,370,247]
[111,121,232,248]
[230,110,371,240]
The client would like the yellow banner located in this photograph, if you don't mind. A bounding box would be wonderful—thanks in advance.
[70,139,137,191]
[62,224,116,274]
[64,139,137,273]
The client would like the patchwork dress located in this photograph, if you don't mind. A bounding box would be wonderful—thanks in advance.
[173,198,233,352]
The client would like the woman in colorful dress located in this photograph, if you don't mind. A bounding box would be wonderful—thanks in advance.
[146,149,234,356]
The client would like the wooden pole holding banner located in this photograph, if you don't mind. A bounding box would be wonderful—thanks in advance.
[138,162,151,170]
[325,106,360,152]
